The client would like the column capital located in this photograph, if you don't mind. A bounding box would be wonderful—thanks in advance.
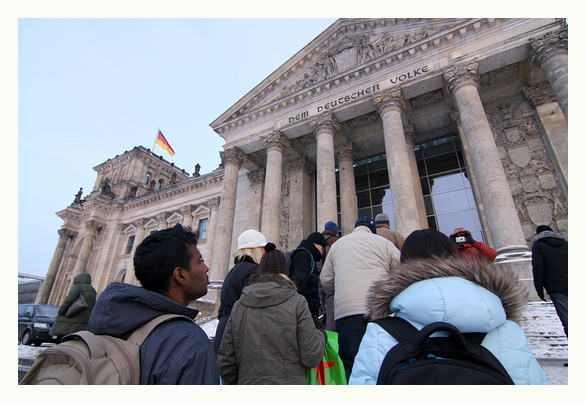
[403,123,417,145]
[261,130,290,153]
[373,88,406,115]
[310,112,340,134]
[288,156,315,174]
[443,60,480,94]
[85,219,103,232]
[522,81,557,107]
[334,142,359,164]
[57,227,74,239]
[527,26,568,68]
[157,212,169,223]
[181,205,192,216]
[220,147,247,168]
[207,196,221,209]
[247,168,265,186]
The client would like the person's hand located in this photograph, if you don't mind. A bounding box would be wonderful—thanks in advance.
[465,233,476,244]
[312,315,324,329]
[537,291,546,302]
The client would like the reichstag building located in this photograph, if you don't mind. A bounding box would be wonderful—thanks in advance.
[37,18,568,314]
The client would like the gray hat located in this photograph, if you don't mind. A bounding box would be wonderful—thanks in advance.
[375,213,390,224]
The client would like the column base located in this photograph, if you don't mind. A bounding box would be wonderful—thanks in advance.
[494,245,541,302]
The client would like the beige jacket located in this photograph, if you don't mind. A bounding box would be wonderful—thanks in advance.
[320,226,400,321]
[375,226,405,251]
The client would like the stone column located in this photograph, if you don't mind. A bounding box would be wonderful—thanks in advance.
[374,89,421,236]
[288,156,315,246]
[334,142,358,236]
[71,220,102,278]
[181,205,194,229]
[403,124,428,230]
[449,109,494,246]
[261,130,289,247]
[36,228,73,304]
[205,196,220,268]
[211,147,247,281]
[124,218,146,285]
[444,61,526,249]
[310,113,340,230]
[523,81,568,198]
[528,25,568,121]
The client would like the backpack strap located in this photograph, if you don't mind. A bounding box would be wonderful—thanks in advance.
[127,314,193,346]
[373,316,419,343]
[62,331,107,358]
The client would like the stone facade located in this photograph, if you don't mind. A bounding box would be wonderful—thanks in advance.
[40,18,568,315]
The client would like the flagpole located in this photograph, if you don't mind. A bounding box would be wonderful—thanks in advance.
[153,127,159,152]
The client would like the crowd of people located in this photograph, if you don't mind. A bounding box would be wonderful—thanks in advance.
[51,216,567,385]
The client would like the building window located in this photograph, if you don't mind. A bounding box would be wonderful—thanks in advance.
[144,172,151,185]
[338,135,485,242]
[198,218,208,240]
[156,179,164,190]
[125,235,135,254]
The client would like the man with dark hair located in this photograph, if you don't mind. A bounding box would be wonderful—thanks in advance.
[87,224,220,384]
[531,225,568,339]
[320,217,400,380]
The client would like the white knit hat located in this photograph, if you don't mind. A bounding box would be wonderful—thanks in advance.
[237,229,267,249]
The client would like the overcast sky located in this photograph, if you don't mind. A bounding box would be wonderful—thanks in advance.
[16,17,338,277]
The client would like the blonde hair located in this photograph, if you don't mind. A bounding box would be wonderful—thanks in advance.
[233,246,264,265]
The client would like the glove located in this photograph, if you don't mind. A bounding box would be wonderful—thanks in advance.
[465,233,476,244]
[537,291,546,302]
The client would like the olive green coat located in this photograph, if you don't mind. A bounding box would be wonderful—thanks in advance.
[49,273,97,336]
[217,274,326,385]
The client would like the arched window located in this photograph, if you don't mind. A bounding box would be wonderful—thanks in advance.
[156,179,164,190]
[144,172,151,185]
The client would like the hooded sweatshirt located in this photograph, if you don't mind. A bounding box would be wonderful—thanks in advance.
[50,272,97,336]
[87,282,219,385]
[349,257,548,385]
[217,274,326,384]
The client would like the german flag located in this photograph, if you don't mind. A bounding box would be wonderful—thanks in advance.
[155,129,175,156]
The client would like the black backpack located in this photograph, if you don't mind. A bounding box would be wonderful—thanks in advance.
[374,316,514,385]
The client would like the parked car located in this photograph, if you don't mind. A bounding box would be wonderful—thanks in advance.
[18,304,60,346]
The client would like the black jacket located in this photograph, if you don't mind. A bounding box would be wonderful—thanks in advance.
[531,231,568,297]
[289,239,323,316]
[87,282,219,385]
[214,256,259,355]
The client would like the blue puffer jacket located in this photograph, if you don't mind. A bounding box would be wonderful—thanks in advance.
[87,282,220,385]
[349,258,549,385]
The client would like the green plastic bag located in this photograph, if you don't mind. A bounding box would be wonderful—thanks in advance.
[306,330,347,385]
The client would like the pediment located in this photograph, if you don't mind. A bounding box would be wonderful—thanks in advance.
[211,18,468,131]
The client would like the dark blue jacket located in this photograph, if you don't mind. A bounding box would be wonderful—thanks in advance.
[87,282,219,385]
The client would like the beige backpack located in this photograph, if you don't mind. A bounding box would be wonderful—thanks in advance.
[20,314,192,385]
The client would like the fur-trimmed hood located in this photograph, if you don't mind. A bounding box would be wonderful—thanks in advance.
[366,257,527,325]
[531,230,567,246]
